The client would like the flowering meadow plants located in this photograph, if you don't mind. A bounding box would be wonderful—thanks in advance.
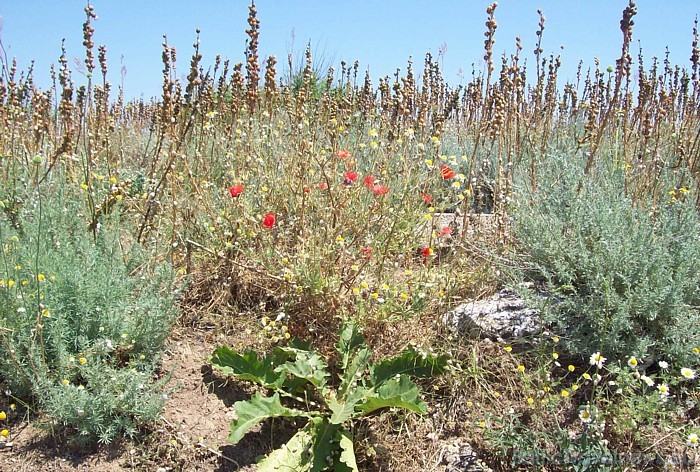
[0,0,699,469]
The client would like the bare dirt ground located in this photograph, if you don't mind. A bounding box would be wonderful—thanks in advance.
[0,321,262,470]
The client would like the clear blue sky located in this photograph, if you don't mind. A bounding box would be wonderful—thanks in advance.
[1,1,699,100]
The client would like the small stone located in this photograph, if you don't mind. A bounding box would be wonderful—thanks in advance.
[443,438,492,471]
[442,288,548,342]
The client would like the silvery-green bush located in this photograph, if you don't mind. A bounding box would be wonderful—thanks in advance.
[0,185,176,443]
[511,154,700,366]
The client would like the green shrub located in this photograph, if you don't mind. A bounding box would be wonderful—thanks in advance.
[0,184,177,443]
[511,153,700,366]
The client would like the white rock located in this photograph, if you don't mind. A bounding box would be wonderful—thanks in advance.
[442,289,546,342]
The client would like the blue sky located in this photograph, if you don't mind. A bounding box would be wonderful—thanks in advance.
[1,1,699,100]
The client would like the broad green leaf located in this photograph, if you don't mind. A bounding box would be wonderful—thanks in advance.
[275,350,330,388]
[274,343,315,357]
[328,387,367,425]
[309,418,341,472]
[257,419,315,472]
[281,375,311,395]
[337,429,359,472]
[229,392,305,444]
[211,346,290,389]
[288,337,313,351]
[337,347,371,399]
[335,320,366,372]
[356,375,427,415]
[369,346,449,387]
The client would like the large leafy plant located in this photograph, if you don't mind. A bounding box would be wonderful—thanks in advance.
[210,320,448,471]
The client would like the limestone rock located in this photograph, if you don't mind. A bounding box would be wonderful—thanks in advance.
[442,289,546,342]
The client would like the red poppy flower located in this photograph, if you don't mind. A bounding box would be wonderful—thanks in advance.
[262,212,276,229]
[303,185,311,193]
[363,175,376,188]
[337,150,351,159]
[343,171,358,185]
[420,192,432,204]
[440,164,456,179]
[372,184,390,196]
[439,226,453,237]
[229,184,244,198]
[360,247,372,260]
[318,181,329,190]
[421,246,433,265]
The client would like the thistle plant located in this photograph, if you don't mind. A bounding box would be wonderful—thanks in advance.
[210,319,448,470]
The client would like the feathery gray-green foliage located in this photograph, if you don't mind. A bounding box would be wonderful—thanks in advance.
[511,150,700,365]
[0,182,177,443]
